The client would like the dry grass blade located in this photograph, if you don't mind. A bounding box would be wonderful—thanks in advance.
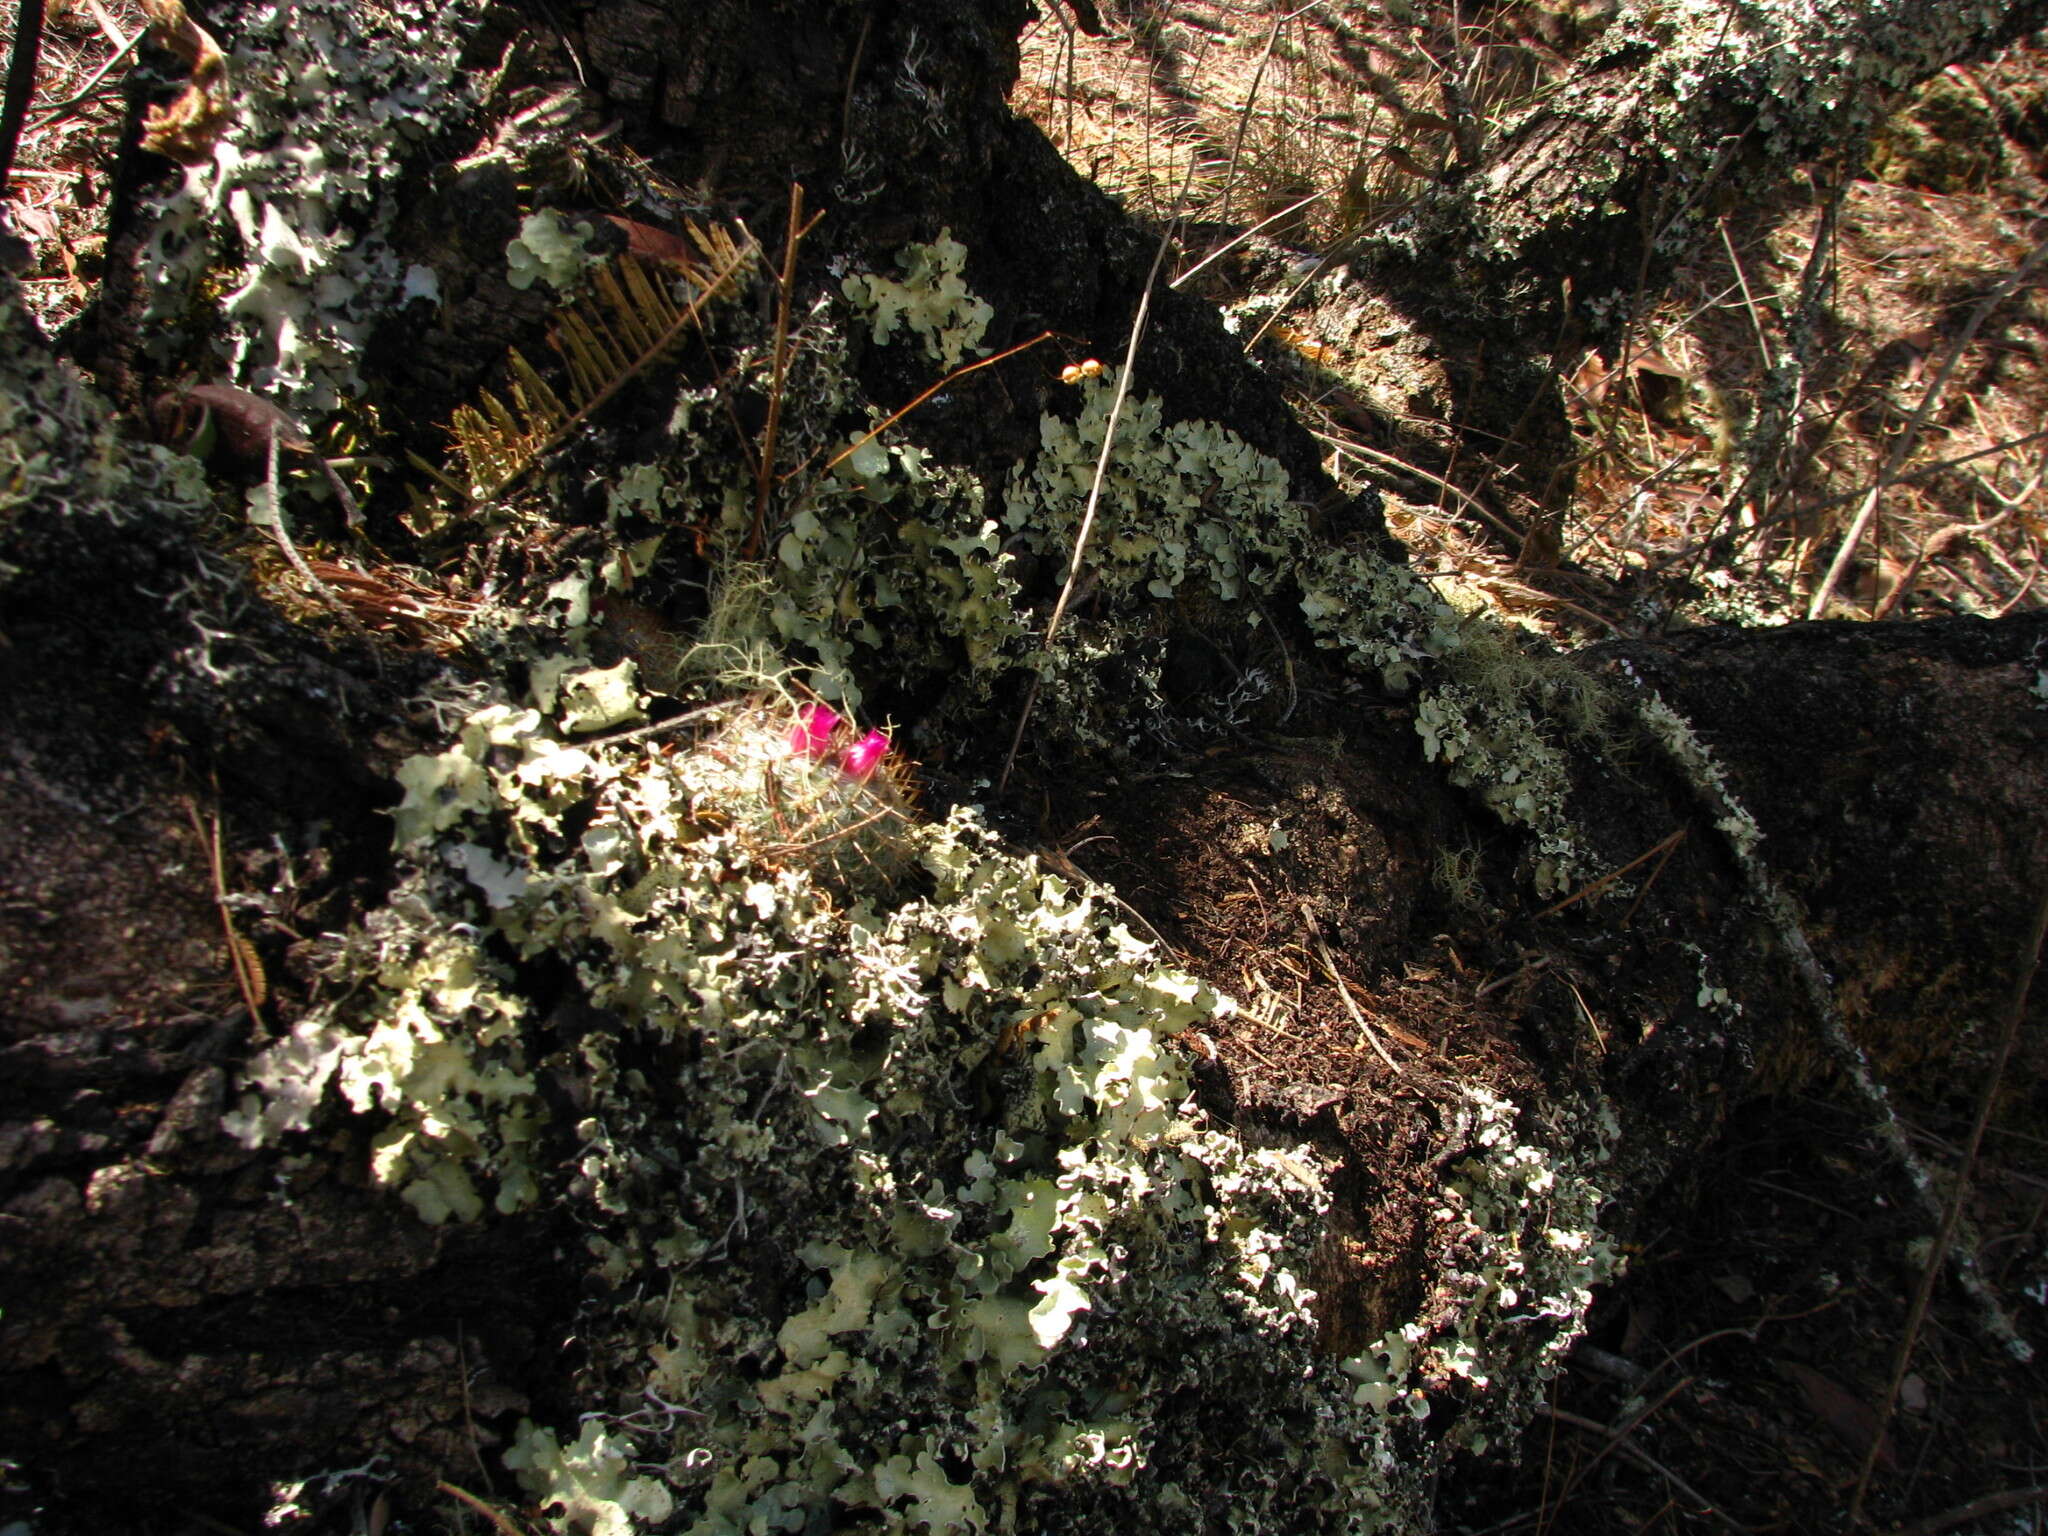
[998,85,1203,789]
[182,791,267,1027]
[1173,189,1325,289]
[1653,425,2048,577]
[1302,902,1405,1077]
[1214,2,1322,228]
[302,558,485,650]
[751,183,824,558]
[1808,232,2048,619]
[437,1480,534,1536]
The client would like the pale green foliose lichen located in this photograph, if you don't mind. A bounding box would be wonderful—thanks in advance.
[569,220,1604,885]
[0,277,212,586]
[1006,368,1604,887]
[226,668,1623,1535]
[841,229,994,368]
[1410,0,2017,270]
[192,220,1635,1523]
[137,0,489,413]
[605,332,1601,881]
[1337,1084,1620,1452]
[507,211,602,293]
[1621,667,1764,865]
[503,1422,677,1536]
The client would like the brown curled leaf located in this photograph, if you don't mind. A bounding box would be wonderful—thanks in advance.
[604,216,702,267]
[152,382,311,468]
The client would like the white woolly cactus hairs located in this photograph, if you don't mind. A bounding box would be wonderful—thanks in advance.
[696,695,920,902]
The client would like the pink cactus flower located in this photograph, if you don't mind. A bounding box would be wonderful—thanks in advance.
[790,702,840,760]
[841,729,890,780]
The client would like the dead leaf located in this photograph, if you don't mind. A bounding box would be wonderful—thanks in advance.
[1630,349,1689,379]
[152,383,312,468]
[1380,143,1438,181]
[138,0,233,166]
[1780,1361,1896,1468]
[605,215,702,267]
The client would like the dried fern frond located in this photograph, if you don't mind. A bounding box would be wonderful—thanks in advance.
[415,227,756,518]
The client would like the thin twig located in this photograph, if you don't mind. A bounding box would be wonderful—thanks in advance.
[1309,429,1527,545]
[1848,878,2048,1527]
[257,428,376,650]
[1530,829,1684,921]
[577,700,739,752]
[1869,506,2011,622]
[1301,901,1404,1076]
[750,183,822,558]
[999,144,1191,790]
[437,1481,532,1536]
[1539,1373,1696,1536]
[1043,270,1172,650]
[1716,215,1775,373]
[1173,189,1326,289]
[1045,846,1179,954]
[1242,249,1334,357]
[27,27,139,125]
[1631,674,2031,1361]
[1538,1405,1755,1534]
[455,1329,496,1492]
[1672,175,1841,588]
[809,330,1058,483]
[839,8,874,149]
[1872,441,2039,619]
[1874,1485,2048,1536]
[1808,232,2048,620]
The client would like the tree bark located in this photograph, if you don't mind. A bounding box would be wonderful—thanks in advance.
[3,2,2046,1533]
[1387,0,2048,329]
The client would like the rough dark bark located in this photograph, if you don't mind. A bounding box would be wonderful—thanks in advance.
[3,2,2047,1533]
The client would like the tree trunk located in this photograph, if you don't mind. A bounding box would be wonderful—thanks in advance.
[1389,0,2048,325]
[3,2,2046,1533]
